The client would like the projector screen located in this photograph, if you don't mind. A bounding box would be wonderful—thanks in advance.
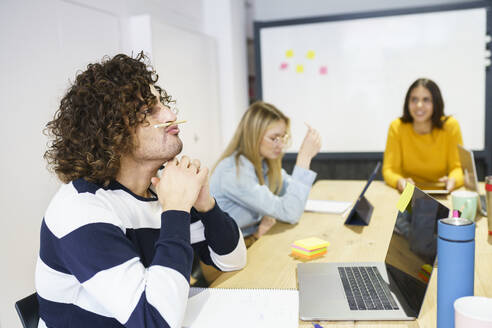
[257,8,488,153]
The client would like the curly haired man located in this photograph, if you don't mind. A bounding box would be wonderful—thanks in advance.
[35,52,246,328]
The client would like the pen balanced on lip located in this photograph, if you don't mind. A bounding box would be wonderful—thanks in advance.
[153,120,187,128]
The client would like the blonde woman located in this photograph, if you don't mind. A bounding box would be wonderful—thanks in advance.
[210,101,321,247]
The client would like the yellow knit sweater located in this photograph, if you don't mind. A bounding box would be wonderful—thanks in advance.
[382,117,464,189]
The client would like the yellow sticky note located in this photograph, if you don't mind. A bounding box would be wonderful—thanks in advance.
[296,64,304,73]
[293,237,329,251]
[397,183,414,212]
[422,264,433,274]
[286,49,294,58]
[306,50,315,59]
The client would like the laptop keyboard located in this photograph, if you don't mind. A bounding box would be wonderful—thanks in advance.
[338,266,399,311]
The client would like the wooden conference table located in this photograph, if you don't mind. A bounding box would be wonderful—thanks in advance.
[211,180,492,327]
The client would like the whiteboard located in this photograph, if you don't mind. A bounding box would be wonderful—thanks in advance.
[259,8,487,153]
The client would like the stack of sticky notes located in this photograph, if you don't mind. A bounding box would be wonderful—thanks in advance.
[418,264,433,283]
[291,237,330,260]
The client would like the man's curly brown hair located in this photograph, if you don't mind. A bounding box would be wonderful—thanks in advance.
[44,52,172,185]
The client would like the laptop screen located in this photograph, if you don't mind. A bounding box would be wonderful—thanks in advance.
[458,145,479,192]
[344,162,381,225]
[355,161,381,201]
[384,186,449,316]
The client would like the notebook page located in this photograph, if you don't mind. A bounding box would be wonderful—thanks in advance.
[182,287,299,328]
[305,199,352,214]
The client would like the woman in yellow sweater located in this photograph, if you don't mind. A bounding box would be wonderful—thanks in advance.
[383,78,464,192]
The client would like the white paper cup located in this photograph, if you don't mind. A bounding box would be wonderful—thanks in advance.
[454,296,492,328]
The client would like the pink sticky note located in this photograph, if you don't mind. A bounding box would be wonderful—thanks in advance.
[319,66,327,75]
[280,62,288,70]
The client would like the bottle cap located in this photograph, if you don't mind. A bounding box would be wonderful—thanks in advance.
[438,218,475,241]
[441,217,473,226]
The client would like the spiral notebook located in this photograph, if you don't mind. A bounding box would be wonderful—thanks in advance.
[182,287,299,328]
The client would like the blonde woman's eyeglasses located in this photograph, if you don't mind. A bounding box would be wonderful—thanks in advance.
[265,133,291,146]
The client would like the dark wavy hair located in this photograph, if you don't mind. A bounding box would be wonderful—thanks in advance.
[401,78,447,129]
[44,52,172,185]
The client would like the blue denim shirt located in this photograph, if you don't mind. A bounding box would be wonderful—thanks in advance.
[210,154,317,237]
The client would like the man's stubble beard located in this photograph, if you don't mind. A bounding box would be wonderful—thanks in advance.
[160,136,183,162]
[170,138,184,159]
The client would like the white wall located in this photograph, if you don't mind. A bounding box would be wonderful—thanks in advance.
[122,0,250,149]
[150,18,223,168]
[253,0,483,21]
[0,1,248,327]
[0,1,79,327]
[203,0,249,146]
[0,1,124,326]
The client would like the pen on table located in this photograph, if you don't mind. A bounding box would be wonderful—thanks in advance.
[312,323,324,328]
[153,120,187,128]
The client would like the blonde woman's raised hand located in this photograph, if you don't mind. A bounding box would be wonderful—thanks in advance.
[296,123,322,170]
[151,156,208,213]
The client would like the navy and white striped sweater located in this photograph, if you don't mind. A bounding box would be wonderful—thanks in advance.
[35,178,246,328]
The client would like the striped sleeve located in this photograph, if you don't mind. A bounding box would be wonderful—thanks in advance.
[40,202,193,327]
[190,203,247,271]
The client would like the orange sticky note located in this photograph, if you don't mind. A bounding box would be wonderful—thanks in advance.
[292,249,327,260]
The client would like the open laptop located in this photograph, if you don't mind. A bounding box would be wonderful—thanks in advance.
[344,162,381,226]
[298,186,449,321]
[419,187,449,195]
[457,144,487,216]
[416,181,449,195]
